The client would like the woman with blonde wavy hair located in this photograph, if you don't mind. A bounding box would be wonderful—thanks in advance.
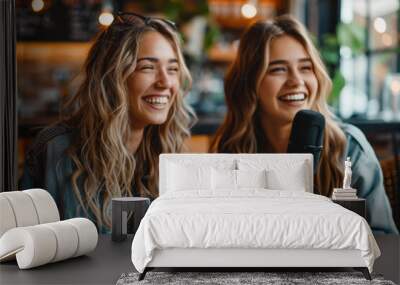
[20,12,195,232]
[210,15,397,234]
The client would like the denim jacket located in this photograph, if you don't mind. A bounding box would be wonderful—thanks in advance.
[340,123,398,234]
[20,126,121,233]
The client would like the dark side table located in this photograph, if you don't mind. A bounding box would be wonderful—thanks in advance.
[112,197,150,242]
[332,198,366,218]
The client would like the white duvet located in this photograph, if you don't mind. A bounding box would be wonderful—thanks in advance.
[131,190,380,273]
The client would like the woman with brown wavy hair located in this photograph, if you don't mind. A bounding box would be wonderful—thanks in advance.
[20,12,195,232]
[210,15,397,234]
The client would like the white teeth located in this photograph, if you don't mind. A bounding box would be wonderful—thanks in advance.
[143,96,168,104]
[280,93,305,101]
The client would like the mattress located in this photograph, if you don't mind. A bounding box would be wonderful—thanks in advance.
[131,190,380,273]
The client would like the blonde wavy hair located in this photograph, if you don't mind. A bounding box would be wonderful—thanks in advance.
[210,15,346,196]
[60,14,195,229]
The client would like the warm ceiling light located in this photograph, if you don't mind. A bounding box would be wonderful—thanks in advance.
[99,12,114,26]
[373,17,387,33]
[32,0,44,12]
[241,3,257,19]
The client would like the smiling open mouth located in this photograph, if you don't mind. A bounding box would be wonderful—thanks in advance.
[142,96,169,108]
[278,93,306,102]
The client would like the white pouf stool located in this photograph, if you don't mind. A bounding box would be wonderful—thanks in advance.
[0,189,98,269]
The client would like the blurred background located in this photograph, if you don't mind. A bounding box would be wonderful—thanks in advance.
[15,0,399,226]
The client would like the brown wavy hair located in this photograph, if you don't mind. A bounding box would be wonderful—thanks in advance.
[60,15,195,229]
[210,15,346,196]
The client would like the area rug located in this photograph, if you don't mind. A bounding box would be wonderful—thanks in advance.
[116,271,395,285]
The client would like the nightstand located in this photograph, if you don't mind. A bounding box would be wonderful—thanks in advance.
[112,197,150,242]
[332,198,366,218]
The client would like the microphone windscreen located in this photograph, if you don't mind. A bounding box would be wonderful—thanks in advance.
[287,110,325,174]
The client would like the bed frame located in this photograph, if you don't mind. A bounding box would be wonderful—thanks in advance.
[138,154,372,281]
[139,248,371,280]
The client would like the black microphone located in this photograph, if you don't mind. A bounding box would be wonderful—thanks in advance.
[287,110,325,175]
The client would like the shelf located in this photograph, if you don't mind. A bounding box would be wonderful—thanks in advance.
[17,42,92,64]
[207,44,237,63]
[208,0,278,29]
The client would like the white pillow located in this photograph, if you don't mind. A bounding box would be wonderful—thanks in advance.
[238,159,308,192]
[266,166,307,191]
[237,169,267,188]
[211,169,267,190]
[212,168,237,190]
[167,162,212,191]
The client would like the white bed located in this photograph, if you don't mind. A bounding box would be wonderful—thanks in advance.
[131,154,380,280]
